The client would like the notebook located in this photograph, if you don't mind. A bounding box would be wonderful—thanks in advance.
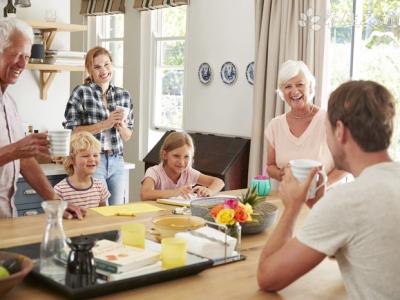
[156,194,235,207]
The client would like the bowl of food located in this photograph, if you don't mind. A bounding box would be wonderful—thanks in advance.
[150,215,206,241]
[0,251,33,296]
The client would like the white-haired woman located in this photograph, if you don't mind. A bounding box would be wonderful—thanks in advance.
[265,60,345,187]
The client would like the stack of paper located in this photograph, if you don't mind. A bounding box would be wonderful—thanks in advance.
[90,203,164,216]
[45,50,86,65]
[175,226,237,260]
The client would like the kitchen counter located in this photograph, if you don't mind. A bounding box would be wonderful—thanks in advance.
[18,162,136,177]
[40,162,136,176]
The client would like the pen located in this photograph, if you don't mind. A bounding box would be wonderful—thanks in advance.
[114,212,135,216]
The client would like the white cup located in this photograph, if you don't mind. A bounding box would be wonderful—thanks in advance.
[48,129,71,157]
[289,159,327,199]
[116,105,129,120]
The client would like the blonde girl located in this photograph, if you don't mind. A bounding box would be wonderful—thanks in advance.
[140,132,225,201]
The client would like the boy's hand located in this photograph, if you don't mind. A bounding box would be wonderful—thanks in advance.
[63,204,87,220]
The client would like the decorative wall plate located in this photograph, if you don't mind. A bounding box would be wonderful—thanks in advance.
[198,62,212,85]
[246,62,254,85]
[220,61,237,85]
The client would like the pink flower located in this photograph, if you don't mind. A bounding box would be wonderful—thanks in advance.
[224,198,238,209]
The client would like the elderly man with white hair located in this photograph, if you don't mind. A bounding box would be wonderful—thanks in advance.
[265,60,345,189]
[0,18,84,219]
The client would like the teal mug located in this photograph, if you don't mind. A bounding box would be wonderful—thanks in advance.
[250,176,271,196]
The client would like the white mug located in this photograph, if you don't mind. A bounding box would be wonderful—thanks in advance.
[116,105,129,120]
[48,129,71,157]
[289,159,327,199]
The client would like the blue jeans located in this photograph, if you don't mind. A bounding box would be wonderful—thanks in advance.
[94,154,126,205]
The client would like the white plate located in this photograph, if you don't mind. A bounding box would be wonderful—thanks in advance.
[198,62,212,85]
[246,62,254,85]
[220,62,237,85]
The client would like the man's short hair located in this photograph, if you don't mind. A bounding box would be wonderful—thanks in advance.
[0,19,33,53]
[328,80,396,152]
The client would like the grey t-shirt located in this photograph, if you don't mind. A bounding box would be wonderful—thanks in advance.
[297,162,400,300]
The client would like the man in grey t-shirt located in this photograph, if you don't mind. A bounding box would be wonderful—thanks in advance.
[257,80,400,299]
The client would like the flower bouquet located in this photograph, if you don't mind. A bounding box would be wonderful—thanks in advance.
[209,198,253,254]
[209,198,253,227]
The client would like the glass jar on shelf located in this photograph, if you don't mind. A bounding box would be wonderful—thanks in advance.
[30,30,45,64]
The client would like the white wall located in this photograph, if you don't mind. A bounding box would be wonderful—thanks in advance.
[1,0,71,132]
[183,0,255,137]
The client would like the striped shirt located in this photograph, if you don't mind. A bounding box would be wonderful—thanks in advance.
[54,177,110,208]
[63,82,134,155]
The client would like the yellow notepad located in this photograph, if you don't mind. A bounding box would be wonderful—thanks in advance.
[156,198,192,207]
[91,203,164,217]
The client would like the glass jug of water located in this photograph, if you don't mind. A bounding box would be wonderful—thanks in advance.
[40,200,69,281]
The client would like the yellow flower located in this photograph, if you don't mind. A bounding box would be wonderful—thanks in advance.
[216,208,235,225]
[241,203,253,222]
[244,203,253,215]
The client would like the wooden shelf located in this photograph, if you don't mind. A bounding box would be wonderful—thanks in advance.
[27,64,84,72]
[22,19,87,100]
[23,20,87,32]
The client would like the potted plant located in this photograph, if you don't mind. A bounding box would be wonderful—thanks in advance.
[238,187,278,235]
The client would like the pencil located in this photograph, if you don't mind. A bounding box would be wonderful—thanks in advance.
[114,212,135,216]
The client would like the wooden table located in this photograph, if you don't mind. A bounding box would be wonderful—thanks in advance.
[0,191,348,299]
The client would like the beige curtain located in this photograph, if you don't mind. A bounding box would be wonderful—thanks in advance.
[248,0,328,179]
[133,0,188,11]
[80,0,125,16]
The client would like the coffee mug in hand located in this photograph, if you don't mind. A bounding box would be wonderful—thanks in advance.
[116,105,129,121]
[289,159,327,200]
[161,238,187,269]
[48,129,71,157]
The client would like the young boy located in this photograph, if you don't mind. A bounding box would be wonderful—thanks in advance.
[54,132,110,208]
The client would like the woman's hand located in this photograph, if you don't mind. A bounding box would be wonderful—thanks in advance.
[103,110,124,129]
[192,186,211,197]
[114,118,128,130]
[267,164,285,181]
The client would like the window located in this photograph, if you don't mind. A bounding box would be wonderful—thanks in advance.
[96,14,124,87]
[151,6,187,130]
[328,0,400,160]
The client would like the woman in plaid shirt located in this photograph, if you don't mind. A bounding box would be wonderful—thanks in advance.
[63,46,134,205]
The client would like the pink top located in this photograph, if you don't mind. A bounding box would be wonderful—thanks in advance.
[265,109,334,173]
[54,177,110,208]
[142,163,201,190]
[0,90,25,218]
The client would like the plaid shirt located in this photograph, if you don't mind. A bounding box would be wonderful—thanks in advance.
[63,82,134,155]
